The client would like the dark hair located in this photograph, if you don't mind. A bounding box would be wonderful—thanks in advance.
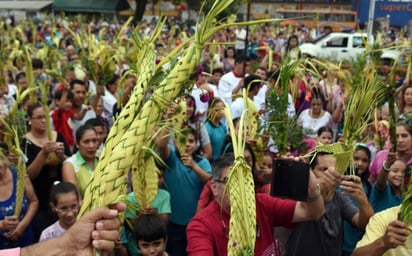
[256,66,267,74]
[235,55,248,64]
[15,72,26,83]
[244,74,261,92]
[286,35,299,51]
[353,144,371,181]
[85,118,105,128]
[133,213,167,242]
[311,87,325,102]
[267,70,279,82]
[212,67,224,75]
[75,124,96,144]
[208,97,224,109]
[185,94,197,122]
[224,46,236,59]
[106,74,120,89]
[396,123,412,138]
[27,102,43,118]
[69,79,87,90]
[317,126,333,137]
[308,151,332,169]
[6,70,14,83]
[49,182,79,206]
[219,143,256,172]
[187,126,199,144]
[54,89,73,101]
[32,58,44,69]
[212,153,235,180]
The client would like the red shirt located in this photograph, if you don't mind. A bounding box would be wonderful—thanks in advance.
[50,108,75,148]
[187,194,297,256]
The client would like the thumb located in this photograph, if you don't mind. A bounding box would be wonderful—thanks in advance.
[81,203,126,224]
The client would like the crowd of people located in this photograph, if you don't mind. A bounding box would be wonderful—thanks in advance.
[0,14,410,256]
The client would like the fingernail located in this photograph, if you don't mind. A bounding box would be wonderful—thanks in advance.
[92,240,99,248]
[92,231,100,239]
[96,221,103,229]
[109,209,118,216]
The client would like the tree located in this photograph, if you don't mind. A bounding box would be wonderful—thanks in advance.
[134,0,149,24]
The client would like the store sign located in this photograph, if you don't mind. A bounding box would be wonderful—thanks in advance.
[358,0,412,26]
[376,0,412,12]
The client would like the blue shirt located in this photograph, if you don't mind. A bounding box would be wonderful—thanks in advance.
[205,120,227,161]
[369,182,402,214]
[165,144,211,225]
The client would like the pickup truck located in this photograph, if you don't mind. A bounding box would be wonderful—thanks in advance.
[299,32,398,62]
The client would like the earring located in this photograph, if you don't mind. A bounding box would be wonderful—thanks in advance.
[28,121,32,125]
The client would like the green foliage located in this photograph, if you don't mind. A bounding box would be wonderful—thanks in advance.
[266,61,306,155]
[200,0,245,21]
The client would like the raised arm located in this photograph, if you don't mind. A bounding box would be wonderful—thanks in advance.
[352,219,409,256]
[292,171,325,222]
[340,176,374,229]
[376,151,397,191]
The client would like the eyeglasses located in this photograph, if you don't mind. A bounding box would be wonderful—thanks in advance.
[213,176,228,184]
[54,205,79,214]
[31,115,47,120]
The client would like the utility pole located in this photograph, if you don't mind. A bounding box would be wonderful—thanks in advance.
[367,0,375,43]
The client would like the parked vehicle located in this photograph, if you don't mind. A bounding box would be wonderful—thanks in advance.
[299,32,399,62]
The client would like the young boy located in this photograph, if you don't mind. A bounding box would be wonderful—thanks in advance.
[134,213,169,256]
[51,89,91,151]
[121,168,170,255]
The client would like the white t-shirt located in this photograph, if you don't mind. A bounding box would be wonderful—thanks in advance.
[72,105,97,137]
[101,89,116,124]
[230,96,259,120]
[190,86,209,123]
[218,71,243,105]
[39,221,67,242]
[7,84,17,98]
[235,28,247,50]
[298,109,332,138]
[253,83,268,112]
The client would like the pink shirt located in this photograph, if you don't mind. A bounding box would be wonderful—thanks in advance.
[0,247,20,256]
[370,149,412,180]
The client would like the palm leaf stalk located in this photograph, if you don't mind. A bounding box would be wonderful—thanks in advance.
[22,45,37,102]
[79,33,158,217]
[170,97,188,155]
[383,46,402,153]
[79,0,239,218]
[79,4,281,256]
[39,79,52,140]
[222,101,256,256]
[313,54,386,175]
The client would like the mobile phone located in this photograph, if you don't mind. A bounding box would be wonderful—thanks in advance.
[270,158,309,201]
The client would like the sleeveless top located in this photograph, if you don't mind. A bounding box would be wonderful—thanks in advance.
[0,167,34,248]
[64,151,97,198]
